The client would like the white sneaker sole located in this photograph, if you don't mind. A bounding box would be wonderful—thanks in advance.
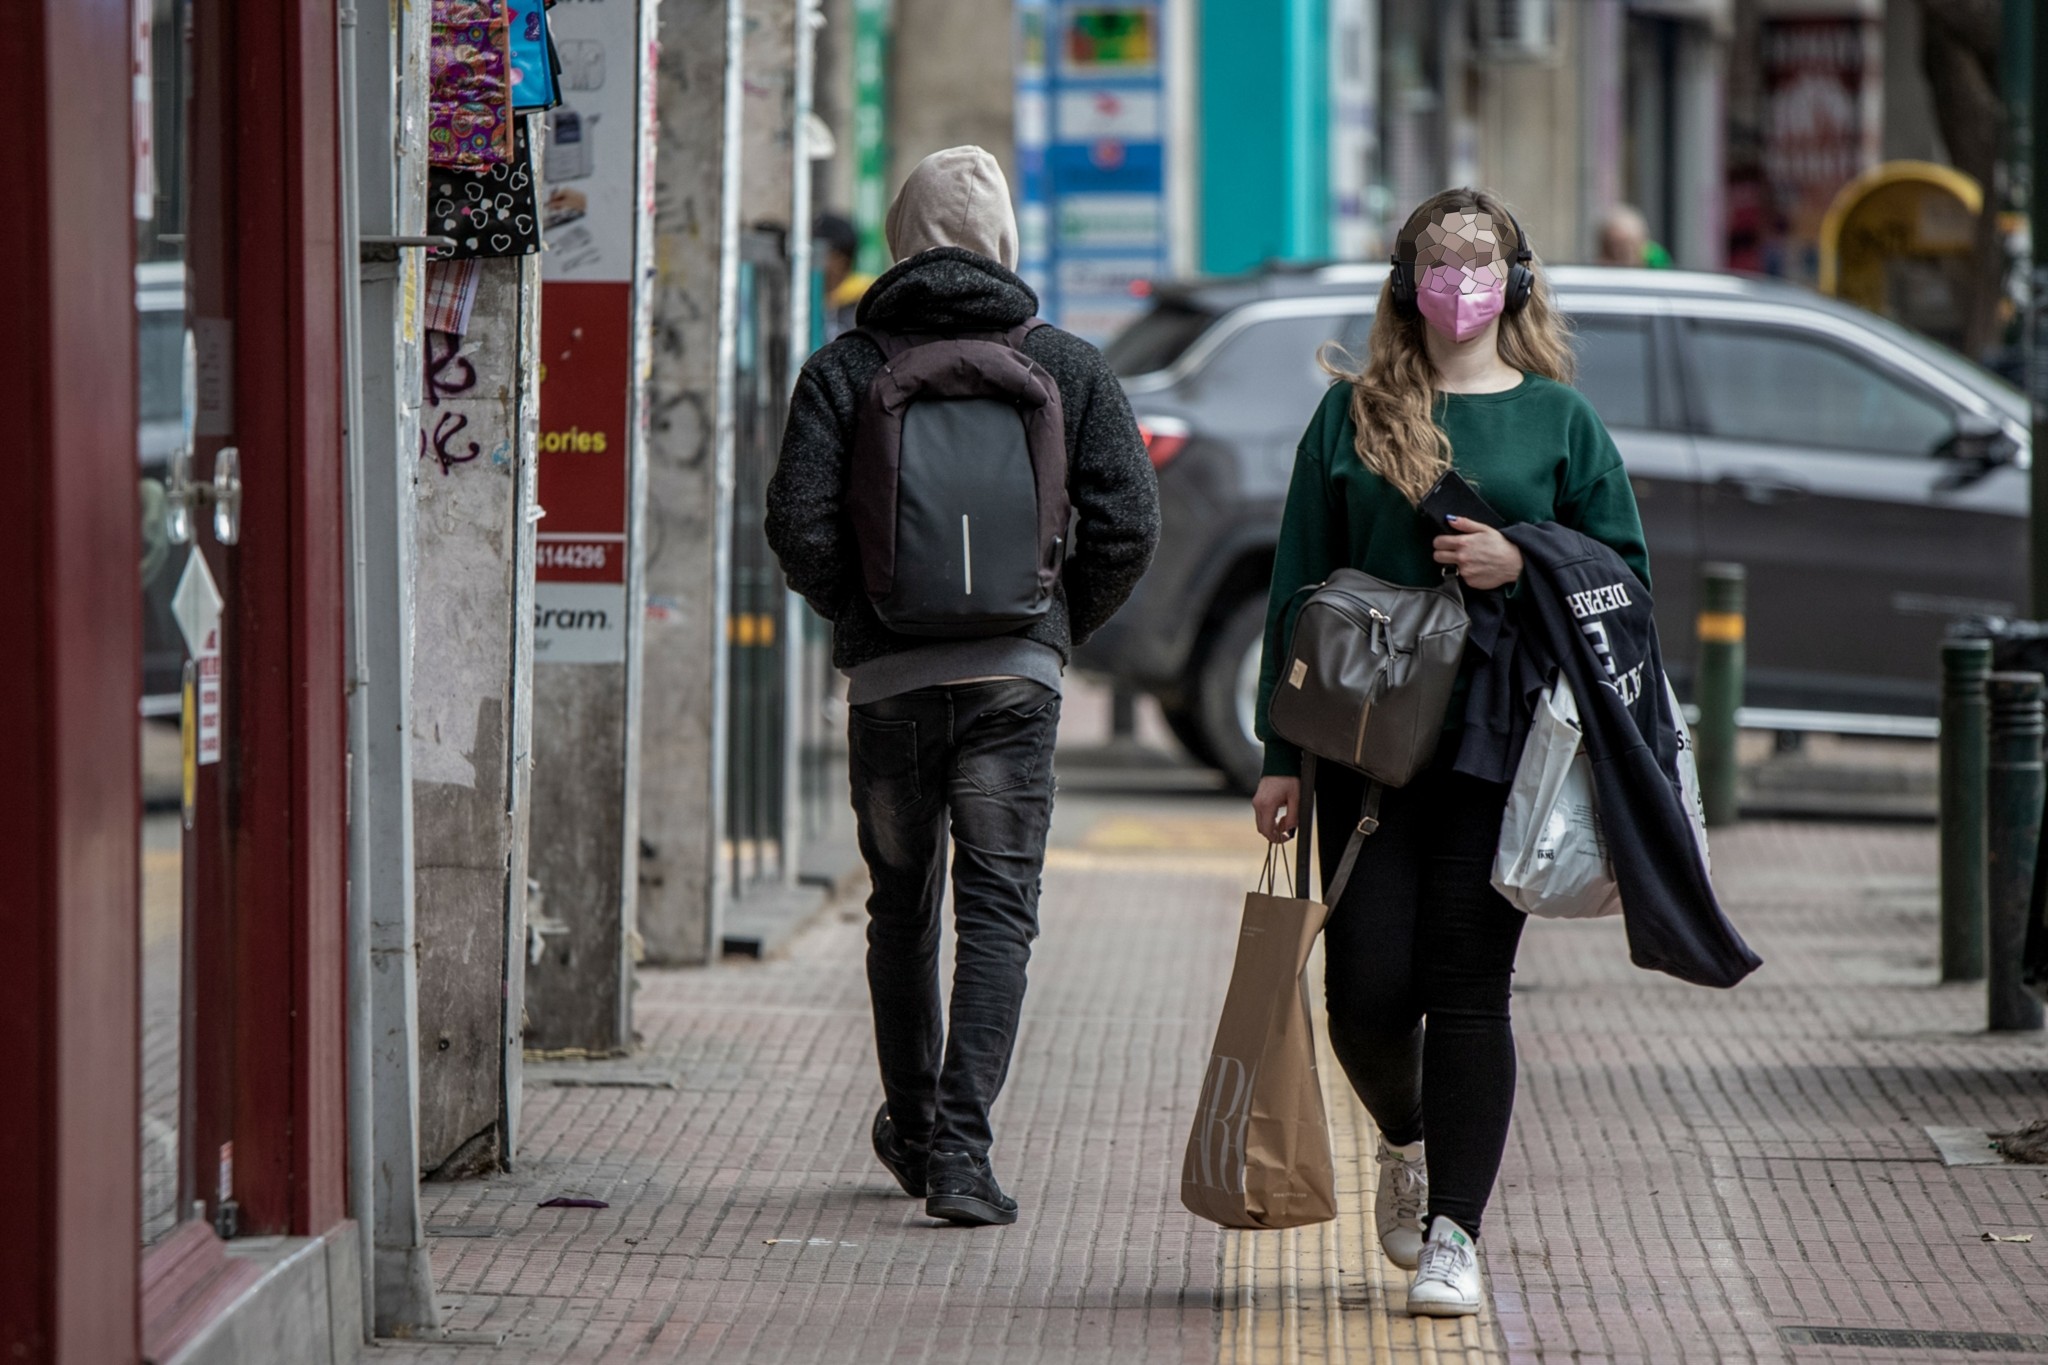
[1405,1291,1482,1318]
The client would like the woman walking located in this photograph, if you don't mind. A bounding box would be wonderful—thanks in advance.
[1249,189,1652,1316]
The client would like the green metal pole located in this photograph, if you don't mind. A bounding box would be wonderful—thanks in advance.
[1695,564,1745,829]
[851,0,891,276]
[1986,672,2046,1030]
[1941,638,1994,982]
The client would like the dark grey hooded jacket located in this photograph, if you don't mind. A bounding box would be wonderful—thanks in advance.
[764,247,1160,675]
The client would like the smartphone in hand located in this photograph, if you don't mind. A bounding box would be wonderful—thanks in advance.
[1418,469,1505,530]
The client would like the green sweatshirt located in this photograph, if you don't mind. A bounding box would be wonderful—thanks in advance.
[1255,373,1651,779]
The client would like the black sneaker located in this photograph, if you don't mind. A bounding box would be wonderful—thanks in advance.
[871,1104,928,1198]
[925,1148,1019,1226]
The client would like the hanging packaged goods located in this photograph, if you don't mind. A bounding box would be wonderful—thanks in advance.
[429,0,516,169]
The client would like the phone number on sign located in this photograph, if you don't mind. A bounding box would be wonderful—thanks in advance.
[538,542,615,571]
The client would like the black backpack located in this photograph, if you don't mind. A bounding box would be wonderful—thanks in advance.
[846,323,1070,637]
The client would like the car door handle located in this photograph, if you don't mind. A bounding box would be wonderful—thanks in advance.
[1716,473,1809,506]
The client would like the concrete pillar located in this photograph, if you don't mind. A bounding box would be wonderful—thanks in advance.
[344,0,440,1332]
[889,0,1016,191]
[523,0,658,1056]
[1577,0,1627,263]
[814,0,857,217]
[410,251,541,1174]
[1474,3,1589,260]
[1669,19,1727,271]
[746,0,799,229]
[638,0,746,965]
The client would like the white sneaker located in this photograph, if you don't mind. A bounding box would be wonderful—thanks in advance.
[1406,1215,1483,1317]
[1374,1136,1427,1270]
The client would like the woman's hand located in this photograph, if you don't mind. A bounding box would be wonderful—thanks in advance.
[1433,516,1524,590]
[1253,776,1302,844]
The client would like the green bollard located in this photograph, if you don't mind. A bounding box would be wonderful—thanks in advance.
[1695,564,1745,829]
[1940,639,1993,983]
[1986,672,2046,1031]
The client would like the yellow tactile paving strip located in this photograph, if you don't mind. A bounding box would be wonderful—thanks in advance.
[1071,807,1507,1362]
[1216,953,1508,1365]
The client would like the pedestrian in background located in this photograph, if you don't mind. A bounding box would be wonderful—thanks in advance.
[1250,188,1651,1315]
[1596,202,1672,269]
[814,211,872,340]
[767,147,1159,1227]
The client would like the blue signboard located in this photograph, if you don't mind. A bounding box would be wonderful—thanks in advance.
[1015,1,1169,345]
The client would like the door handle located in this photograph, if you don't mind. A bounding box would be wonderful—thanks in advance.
[1716,472,1809,506]
[211,447,241,545]
[165,445,242,545]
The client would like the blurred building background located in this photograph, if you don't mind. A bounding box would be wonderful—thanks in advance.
[809,0,2004,356]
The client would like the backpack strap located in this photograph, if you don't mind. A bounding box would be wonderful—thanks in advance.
[852,325,918,363]
[858,320,1043,359]
[1294,751,1381,910]
[1004,317,1049,349]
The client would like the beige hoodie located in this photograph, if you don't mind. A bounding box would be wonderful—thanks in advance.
[884,146,1020,271]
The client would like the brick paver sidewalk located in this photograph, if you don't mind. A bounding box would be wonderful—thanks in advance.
[396,845,1242,1363]
[388,810,2048,1364]
[1491,823,2048,1363]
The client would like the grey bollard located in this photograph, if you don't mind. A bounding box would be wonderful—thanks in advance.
[1940,639,1993,982]
[1987,672,2046,1031]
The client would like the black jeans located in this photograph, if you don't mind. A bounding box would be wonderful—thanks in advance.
[1315,760,1527,1238]
[848,679,1060,1158]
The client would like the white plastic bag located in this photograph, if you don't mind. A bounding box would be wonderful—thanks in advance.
[1492,678,1623,920]
[1665,673,1711,874]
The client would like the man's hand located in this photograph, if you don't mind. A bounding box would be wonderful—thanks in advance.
[1253,776,1302,844]
[1433,516,1524,590]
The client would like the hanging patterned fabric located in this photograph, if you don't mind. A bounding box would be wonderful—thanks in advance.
[428,118,542,260]
[422,258,484,336]
[506,0,560,112]
[429,0,514,170]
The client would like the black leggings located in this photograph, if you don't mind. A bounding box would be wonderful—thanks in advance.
[1314,760,1527,1239]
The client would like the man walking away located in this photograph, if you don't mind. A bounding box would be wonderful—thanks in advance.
[766,146,1159,1226]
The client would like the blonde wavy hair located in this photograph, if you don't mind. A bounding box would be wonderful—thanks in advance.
[1321,188,1576,504]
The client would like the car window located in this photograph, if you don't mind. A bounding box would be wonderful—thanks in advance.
[1567,313,1655,431]
[1196,313,1353,412]
[1104,303,1217,376]
[1686,320,1955,457]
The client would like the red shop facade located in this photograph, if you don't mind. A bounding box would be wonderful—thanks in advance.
[5,0,355,1360]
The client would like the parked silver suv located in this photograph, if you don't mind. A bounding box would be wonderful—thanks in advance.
[1086,264,2031,792]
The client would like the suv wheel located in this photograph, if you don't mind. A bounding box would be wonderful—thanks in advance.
[1195,596,1268,795]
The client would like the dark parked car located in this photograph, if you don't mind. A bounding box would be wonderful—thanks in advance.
[1084,264,2032,791]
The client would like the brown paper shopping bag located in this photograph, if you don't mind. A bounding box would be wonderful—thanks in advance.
[1180,849,1337,1229]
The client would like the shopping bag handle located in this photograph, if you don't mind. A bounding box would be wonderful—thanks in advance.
[1258,841,1297,899]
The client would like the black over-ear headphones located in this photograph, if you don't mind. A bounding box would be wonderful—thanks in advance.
[1388,205,1537,319]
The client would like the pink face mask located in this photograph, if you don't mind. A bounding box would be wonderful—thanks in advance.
[1414,263,1507,343]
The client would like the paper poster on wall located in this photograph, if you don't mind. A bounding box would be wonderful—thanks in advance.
[535,582,628,663]
[538,1,638,283]
[535,0,642,665]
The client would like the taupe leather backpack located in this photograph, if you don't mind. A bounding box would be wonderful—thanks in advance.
[1269,568,1470,903]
